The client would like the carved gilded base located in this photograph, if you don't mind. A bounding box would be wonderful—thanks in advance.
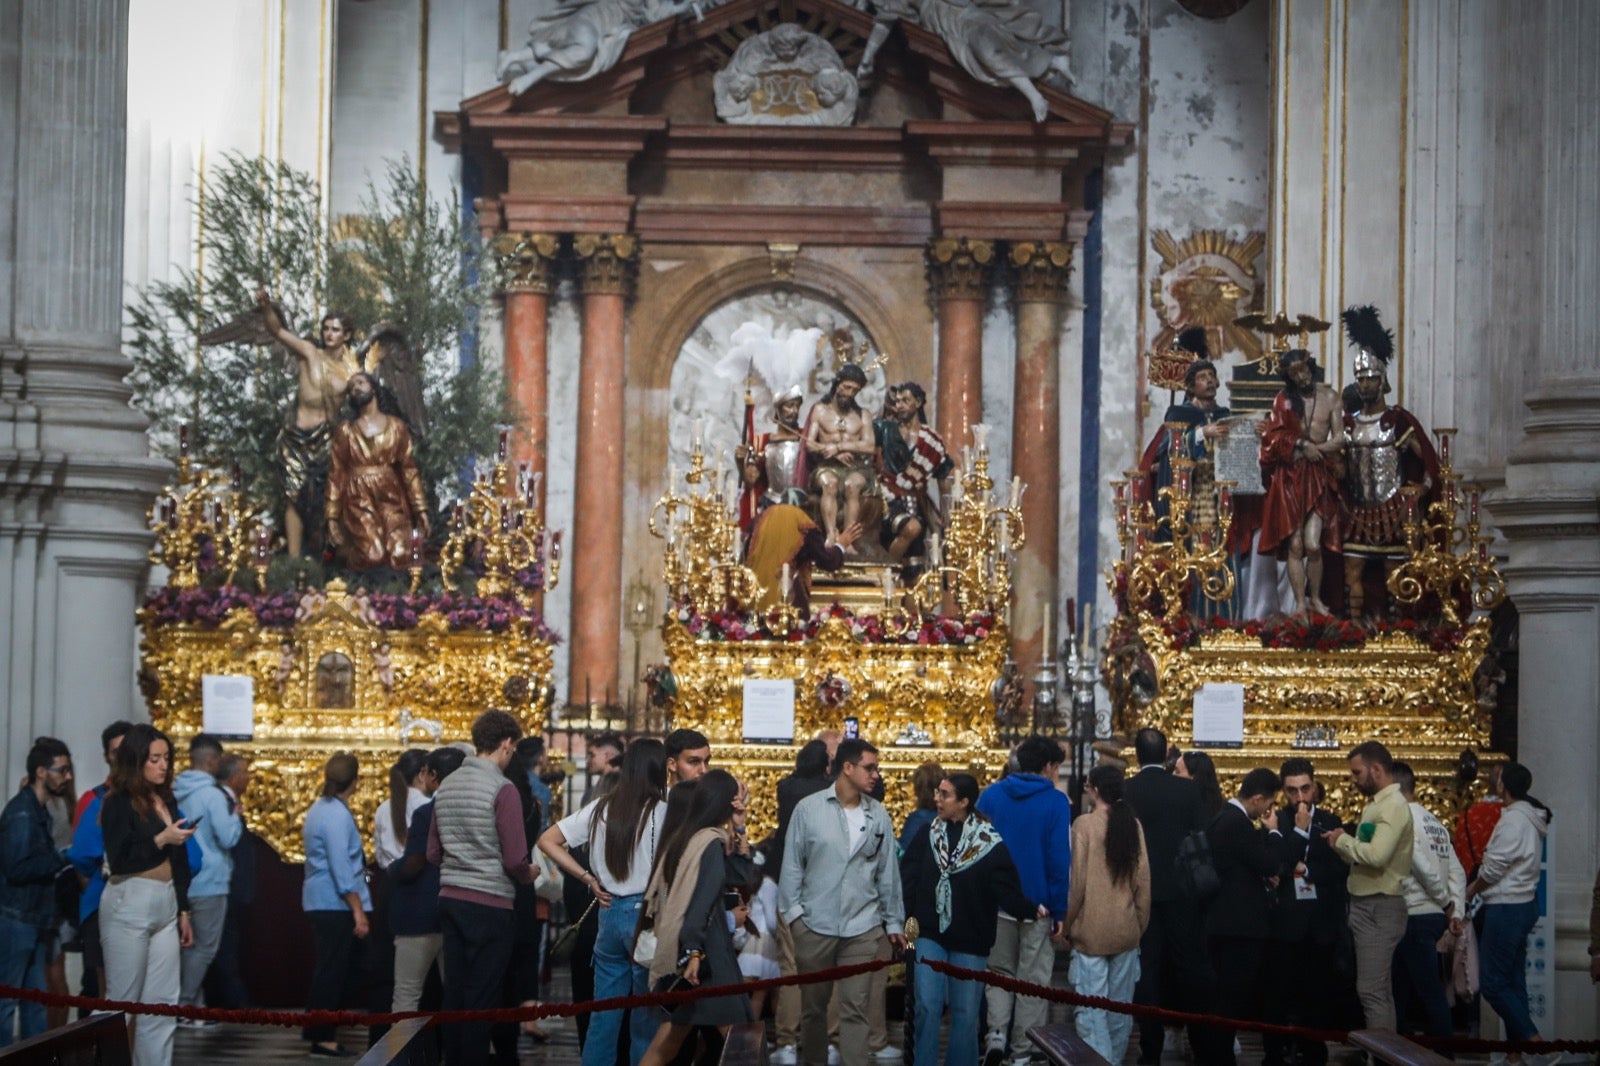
[139,600,554,861]
[1113,617,1499,820]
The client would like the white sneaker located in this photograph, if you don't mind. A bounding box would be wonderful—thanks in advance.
[1005,1054,1035,1066]
[870,1048,903,1062]
[983,1030,1007,1066]
[770,1047,798,1066]
[828,1047,842,1066]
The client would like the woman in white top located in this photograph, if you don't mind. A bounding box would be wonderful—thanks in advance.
[540,738,667,1066]
[373,749,430,868]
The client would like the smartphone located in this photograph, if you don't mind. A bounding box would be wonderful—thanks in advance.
[844,716,860,741]
[186,815,204,830]
[724,891,742,911]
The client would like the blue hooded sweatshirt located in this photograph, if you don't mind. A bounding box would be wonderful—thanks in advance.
[172,769,242,899]
[976,773,1072,921]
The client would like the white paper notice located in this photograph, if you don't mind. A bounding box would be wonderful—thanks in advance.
[1191,682,1245,748]
[742,679,796,744]
[202,674,255,740]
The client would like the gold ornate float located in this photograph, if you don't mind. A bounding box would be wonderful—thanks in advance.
[139,445,559,861]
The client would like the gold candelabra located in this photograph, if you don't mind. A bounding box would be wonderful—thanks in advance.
[439,428,562,603]
[1110,422,1236,621]
[1386,428,1505,626]
[902,423,1025,619]
[148,426,267,588]
[649,434,762,616]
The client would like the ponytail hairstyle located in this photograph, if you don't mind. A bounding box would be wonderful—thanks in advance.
[1500,762,1552,823]
[388,749,429,845]
[1089,765,1141,888]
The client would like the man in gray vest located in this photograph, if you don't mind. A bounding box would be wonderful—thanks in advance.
[427,709,536,1066]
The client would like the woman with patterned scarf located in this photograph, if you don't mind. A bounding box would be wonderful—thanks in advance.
[900,773,1041,1065]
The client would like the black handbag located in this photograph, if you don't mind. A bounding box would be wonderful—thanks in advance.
[1174,821,1221,899]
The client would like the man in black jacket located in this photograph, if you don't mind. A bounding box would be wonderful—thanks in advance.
[1205,768,1284,1062]
[1262,758,1351,1066]
[1124,729,1221,1064]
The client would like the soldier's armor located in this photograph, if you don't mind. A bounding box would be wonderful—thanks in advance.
[763,437,803,501]
[1345,414,1403,508]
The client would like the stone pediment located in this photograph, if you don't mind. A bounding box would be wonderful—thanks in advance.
[450,0,1126,137]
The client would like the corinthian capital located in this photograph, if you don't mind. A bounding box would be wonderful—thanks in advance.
[1009,241,1074,303]
[573,233,640,297]
[492,231,561,293]
[925,237,997,301]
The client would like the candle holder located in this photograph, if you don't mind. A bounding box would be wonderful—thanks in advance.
[148,441,265,589]
[648,440,761,616]
[1110,430,1236,621]
[439,445,562,605]
[1386,430,1505,626]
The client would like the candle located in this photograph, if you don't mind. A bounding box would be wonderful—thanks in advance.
[1477,539,1489,564]
[1066,597,1077,639]
[552,531,563,560]
[1438,431,1452,466]
[692,418,704,451]
[971,423,990,452]
[409,528,422,565]
[668,462,678,489]
[780,563,792,601]
[1176,465,1192,498]
[882,569,895,602]
[230,461,242,492]
[517,462,530,499]
[1009,476,1022,509]
[255,525,270,562]
[530,471,543,507]
[542,529,552,561]
[1469,489,1481,525]
[996,513,1009,553]
[950,477,963,505]
[178,423,190,456]
[500,508,512,533]
[1111,481,1126,505]
[1040,604,1053,658]
[1402,490,1418,523]
[928,533,941,567]
[1167,425,1182,456]
[497,427,510,462]
[1081,602,1093,657]
[1218,483,1234,519]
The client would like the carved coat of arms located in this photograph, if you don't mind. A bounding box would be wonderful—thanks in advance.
[713,24,858,126]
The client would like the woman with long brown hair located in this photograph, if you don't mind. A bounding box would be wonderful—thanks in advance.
[99,724,195,1066]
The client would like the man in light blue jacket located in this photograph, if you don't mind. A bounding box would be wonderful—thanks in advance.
[171,734,242,1022]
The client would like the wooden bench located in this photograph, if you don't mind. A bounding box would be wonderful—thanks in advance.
[1026,1023,1112,1066]
[718,1021,768,1065]
[1348,1029,1454,1066]
[354,1017,438,1066]
[0,1013,131,1065]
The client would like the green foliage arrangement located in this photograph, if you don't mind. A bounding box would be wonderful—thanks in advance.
[125,154,514,534]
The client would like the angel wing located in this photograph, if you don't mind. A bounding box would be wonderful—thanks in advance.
[360,322,429,438]
[197,300,288,348]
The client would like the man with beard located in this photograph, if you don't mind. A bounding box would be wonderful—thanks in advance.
[1259,349,1345,615]
[325,372,430,571]
[1340,306,1438,618]
[874,382,951,562]
[805,363,877,551]
[737,389,808,532]
[0,738,73,1047]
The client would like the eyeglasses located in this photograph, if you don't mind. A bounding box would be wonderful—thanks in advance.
[858,763,882,776]
[45,765,73,776]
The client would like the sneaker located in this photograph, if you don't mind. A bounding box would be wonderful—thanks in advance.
[176,1017,220,1029]
[829,1047,842,1066]
[983,1029,1007,1066]
[871,1048,903,1062]
[1006,1054,1036,1066]
[770,1048,798,1066]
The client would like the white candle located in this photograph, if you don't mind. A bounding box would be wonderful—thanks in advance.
[951,478,963,505]
[1009,476,1023,509]
[929,533,941,567]
[668,462,678,489]
[692,418,704,450]
[996,513,1009,554]
[971,422,990,452]
[1041,604,1053,657]
[780,563,792,600]
[1081,602,1093,657]
[882,569,895,601]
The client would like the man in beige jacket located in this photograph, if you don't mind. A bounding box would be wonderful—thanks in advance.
[1324,740,1413,1032]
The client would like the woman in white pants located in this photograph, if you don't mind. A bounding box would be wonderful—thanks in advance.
[100,724,196,1066]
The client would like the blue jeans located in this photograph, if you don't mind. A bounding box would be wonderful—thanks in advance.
[1391,912,1452,1043]
[914,939,986,1066]
[585,894,650,1066]
[1479,900,1540,1042]
[1070,948,1141,1064]
[0,914,51,1047]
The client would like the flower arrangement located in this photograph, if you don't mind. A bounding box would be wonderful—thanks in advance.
[142,584,560,641]
[816,672,852,709]
[671,601,999,647]
[643,664,677,709]
[1152,611,1466,654]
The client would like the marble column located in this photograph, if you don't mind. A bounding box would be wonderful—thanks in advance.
[567,233,637,706]
[926,238,995,453]
[1008,241,1073,696]
[493,232,560,505]
[1485,0,1600,1039]
[0,0,167,779]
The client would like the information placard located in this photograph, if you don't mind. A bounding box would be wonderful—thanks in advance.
[201,674,255,740]
[1212,417,1265,495]
[1191,682,1245,748]
[742,679,796,744]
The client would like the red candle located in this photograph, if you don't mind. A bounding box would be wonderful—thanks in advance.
[178,423,190,456]
[1218,484,1233,518]
[255,526,270,563]
[497,428,510,463]
[1177,465,1192,497]
[1469,490,1481,525]
[165,498,178,529]
[552,532,564,561]
[1403,491,1418,523]
[452,502,465,529]
[409,527,422,565]
[1438,432,1452,466]
[1167,426,1182,456]
[1477,540,1489,565]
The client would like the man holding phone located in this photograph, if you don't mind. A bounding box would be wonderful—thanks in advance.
[1323,741,1412,1032]
[173,734,242,1023]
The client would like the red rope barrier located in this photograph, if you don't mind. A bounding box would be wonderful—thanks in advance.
[919,957,1600,1055]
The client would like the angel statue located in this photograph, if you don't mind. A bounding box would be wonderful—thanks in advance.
[202,290,427,560]
[496,0,709,96]
[856,0,1073,122]
[715,321,824,532]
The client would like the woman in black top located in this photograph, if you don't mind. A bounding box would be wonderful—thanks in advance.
[99,724,195,1066]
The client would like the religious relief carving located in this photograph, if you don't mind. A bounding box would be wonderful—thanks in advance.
[1148,229,1266,366]
[713,24,859,126]
[496,0,706,95]
[856,0,1073,122]
[925,237,996,301]
[1009,240,1073,302]
[573,233,640,296]
[492,231,561,293]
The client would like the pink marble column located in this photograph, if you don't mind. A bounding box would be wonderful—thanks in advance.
[926,238,995,452]
[494,232,560,507]
[1009,241,1072,694]
[567,234,638,706]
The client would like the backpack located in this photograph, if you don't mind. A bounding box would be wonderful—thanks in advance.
[1174,815,1221,899]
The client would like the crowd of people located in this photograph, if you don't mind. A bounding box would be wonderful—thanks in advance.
[0,717,1584,1066]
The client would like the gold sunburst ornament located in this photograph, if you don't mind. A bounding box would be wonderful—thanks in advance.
[1148,229,1267,366]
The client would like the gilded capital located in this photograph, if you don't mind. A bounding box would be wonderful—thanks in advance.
[573,233,640,296]
[492,231,561,294]
[925,237,997,301]
[1009,240,1074,302]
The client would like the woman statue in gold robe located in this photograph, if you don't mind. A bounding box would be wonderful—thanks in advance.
[325,373,430,571]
